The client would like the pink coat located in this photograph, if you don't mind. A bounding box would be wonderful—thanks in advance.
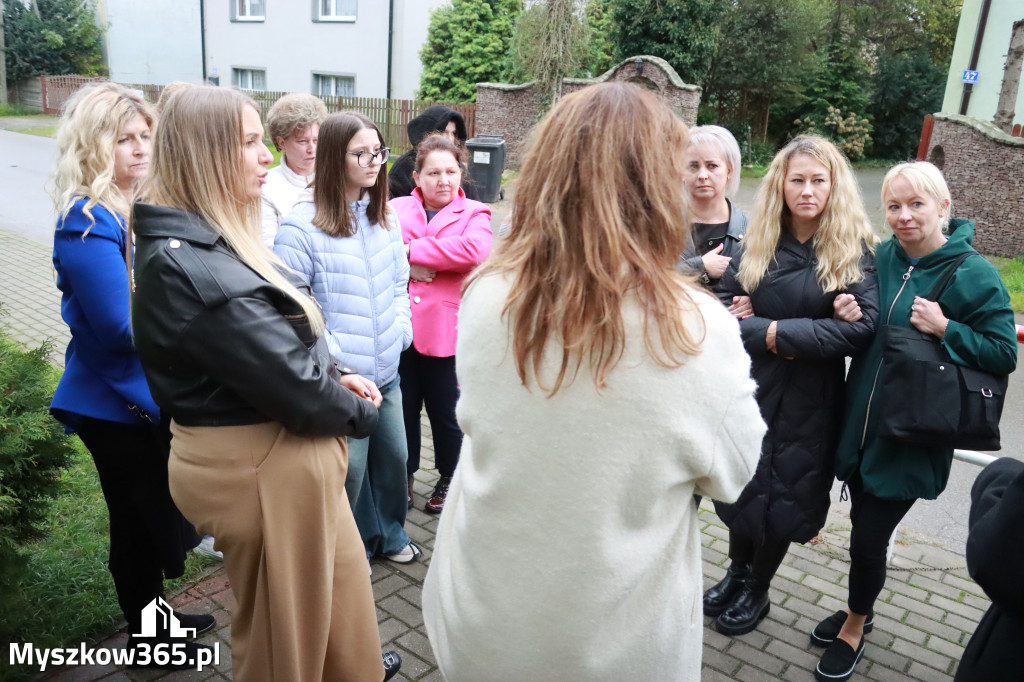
[389,188,492,357]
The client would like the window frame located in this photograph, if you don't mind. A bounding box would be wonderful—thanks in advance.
[231,0,266,22]
[313,72,356,98]
[233,67,268,92]
[312,0,356,23]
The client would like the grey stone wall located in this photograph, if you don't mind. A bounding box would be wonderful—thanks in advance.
[476,56,702,169]
[929,114,1024,257]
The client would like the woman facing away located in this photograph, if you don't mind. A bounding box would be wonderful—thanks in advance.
[389,133,492,514]
[679,124,748,290]
[48,82,211,664]
[129,86,401,681]
[813,162,1016,682]
[421,81,767,681]
[260,93,328,247]
[708,135,879,637]
[275,112,421,565]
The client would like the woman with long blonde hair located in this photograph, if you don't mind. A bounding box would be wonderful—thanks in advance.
[422,81,766,681]
[49,82,212,666]
[706,135,879,638]
[129,86,402,681]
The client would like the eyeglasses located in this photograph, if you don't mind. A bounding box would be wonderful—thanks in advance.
[348,148,390,168]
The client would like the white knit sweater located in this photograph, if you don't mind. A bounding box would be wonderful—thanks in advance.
[423,273,766,681]
[261,156,313,248]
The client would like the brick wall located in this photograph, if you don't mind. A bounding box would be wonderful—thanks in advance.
[476,55,702,169]
[929,114,1024,257]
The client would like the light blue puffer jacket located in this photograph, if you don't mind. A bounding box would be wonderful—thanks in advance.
[274,199,412,386]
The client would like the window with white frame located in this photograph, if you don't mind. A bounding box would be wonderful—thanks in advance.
[314,0,356,22]
[232,0,265,21]
[234,68,267,91]
[315,74,355,97]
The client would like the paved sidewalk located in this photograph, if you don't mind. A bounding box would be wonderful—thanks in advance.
[3,223,986,681]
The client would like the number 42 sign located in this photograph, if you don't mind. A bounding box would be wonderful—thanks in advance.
[962,70,979,83]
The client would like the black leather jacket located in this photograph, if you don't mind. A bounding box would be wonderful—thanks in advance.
[130,202,378,438]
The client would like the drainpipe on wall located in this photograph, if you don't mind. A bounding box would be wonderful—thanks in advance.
[386,0,394,99]
[960,0,994,116]
[200,0,207,82]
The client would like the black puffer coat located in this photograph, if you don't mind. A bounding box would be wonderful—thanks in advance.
[388,105,479,201]
[715,232,878,544]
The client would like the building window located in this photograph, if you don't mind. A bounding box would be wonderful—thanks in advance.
[234,68,267,91]
[313,0,356,22]
[314,74,355,97]
[231,0,265,21]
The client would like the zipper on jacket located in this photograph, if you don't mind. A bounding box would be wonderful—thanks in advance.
[860,264,914,448]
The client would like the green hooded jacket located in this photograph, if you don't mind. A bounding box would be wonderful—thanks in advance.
[835,219,1017,500]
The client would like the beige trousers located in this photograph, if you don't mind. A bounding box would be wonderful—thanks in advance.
[168,421,384,682]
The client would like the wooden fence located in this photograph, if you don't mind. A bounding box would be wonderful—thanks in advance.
[38,76,475,156]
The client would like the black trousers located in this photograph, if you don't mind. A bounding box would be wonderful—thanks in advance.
[399,347,463,478]
[728,532,791,592]
[76,417,199,631]
[846,477,916,615]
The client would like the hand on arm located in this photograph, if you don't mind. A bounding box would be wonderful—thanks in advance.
[833,293,863,322]
[727,295,753,319]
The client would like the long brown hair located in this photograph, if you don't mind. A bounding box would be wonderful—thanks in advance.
[312,112,390,237]
[469,81,704,395]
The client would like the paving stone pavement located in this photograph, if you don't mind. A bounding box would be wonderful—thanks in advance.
[5,224,988,682]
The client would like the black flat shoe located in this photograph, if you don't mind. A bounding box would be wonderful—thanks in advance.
[714,585,770,636]
[703,563,750,617]
[815,636,865,681]
[810,610,874,647]
[383,650,402,681]
[173,611,217,637]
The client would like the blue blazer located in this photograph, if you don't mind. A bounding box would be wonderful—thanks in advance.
[50,199,160,430]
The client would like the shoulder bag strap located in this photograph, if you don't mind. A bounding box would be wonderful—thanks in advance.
[924,251,976,302]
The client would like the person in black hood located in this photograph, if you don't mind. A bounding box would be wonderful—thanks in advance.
[389,105,479,200]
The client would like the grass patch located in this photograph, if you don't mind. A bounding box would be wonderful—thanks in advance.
[8,440,217,656]
[0,104,42,117]
[988,256,1024,313]
[741,165,768,178]
[14,126,58,138]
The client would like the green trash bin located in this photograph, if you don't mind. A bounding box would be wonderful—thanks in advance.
[465,135,506,203]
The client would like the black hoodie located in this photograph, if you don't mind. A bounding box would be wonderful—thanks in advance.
[388,105,479,200]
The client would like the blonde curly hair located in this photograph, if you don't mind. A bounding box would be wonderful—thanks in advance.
[738,135,876,293]
[51,82,155,233]
[267,93,328,150]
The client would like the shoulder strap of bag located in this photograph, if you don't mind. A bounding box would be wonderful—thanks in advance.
[925,251,976,302]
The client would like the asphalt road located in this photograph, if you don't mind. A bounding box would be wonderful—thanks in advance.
[0,129,58,243]
[0,128,1018,553]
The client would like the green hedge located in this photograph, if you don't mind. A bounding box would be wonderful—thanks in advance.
[0,329,75,642]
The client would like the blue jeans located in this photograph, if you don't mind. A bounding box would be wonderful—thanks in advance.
[345,377,411,556]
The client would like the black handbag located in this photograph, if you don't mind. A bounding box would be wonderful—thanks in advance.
[876,252,1007,451]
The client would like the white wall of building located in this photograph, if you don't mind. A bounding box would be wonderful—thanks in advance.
[940,0,1024,126]
[204,1,392,97]
[391,0,450,99]
[95,0,204,85]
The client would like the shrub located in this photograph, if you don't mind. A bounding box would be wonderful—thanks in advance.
[0,326,75,641]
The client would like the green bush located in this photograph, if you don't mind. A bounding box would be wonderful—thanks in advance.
[0,328,75,642]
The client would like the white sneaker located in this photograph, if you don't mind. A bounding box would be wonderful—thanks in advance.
[193,535,223,560]
[385,541,422,564]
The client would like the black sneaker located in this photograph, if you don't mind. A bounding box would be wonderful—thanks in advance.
[174,611,217,637]
[383,650,402,681]
[810,610,874,647]
[815,636,865,681]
